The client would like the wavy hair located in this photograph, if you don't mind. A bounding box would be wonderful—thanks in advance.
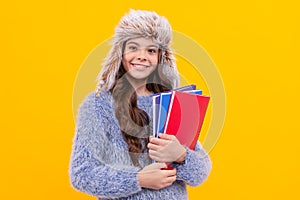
[111,50,172,167]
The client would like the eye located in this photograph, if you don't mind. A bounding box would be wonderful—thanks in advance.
[148,48,157,54]
[128,45,137,51]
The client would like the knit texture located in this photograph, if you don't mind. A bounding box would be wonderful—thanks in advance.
[69,90,212,199]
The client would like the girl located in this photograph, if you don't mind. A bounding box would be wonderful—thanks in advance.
[69,9,211,200]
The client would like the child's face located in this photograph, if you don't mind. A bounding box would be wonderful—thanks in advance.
[122,37,159,81]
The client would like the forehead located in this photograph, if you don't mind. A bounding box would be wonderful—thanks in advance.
[126,37,158,48]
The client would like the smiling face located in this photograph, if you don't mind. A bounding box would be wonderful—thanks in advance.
[122,37,159,82]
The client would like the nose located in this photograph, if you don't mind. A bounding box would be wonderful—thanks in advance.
[137,49,147,61]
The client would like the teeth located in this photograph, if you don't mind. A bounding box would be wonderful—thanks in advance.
[133,64,147,68]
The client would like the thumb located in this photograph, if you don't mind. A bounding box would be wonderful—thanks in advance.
[152,162,167,169]
[142,162,167,172]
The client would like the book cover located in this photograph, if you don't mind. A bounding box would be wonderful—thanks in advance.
[156,90,202,137]
[152,84,197,137]
[163,90,210,149]
[175,84,196,92]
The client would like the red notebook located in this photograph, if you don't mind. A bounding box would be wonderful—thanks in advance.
[163,90,210,149]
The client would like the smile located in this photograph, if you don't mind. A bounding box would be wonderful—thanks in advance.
[130,63,150,71]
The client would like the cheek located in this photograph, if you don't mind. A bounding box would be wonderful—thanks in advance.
[122,54,133,70]
[122,54,131,63]
[121,59,128,73]
[150,56,159,65]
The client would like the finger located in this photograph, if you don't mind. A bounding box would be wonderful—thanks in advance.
[155,162,167,169]
[150,162,167,169]
[168,175,177,183]
[147,142,160,151]
[158,133,174,140]
[150,137,169,146]
[161,177,175,188]
[149,135,154,140]
[165,168,177,176]
[163,174,176,184]
[141,162,167,172]
[149,137,161,145]
[149,149,159,155]
[166,174,177,183]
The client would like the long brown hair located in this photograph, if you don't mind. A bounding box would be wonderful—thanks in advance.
[110,55,172,167]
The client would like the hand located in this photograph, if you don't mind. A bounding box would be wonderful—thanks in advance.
[137,162,177,190]
[148,133,187,163]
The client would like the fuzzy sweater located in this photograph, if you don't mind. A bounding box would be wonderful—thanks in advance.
[69,90,212,200]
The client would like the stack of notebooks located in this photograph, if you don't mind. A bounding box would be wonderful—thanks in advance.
[152,84,210,150]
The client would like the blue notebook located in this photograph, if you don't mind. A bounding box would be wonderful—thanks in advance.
[152,94,160,137]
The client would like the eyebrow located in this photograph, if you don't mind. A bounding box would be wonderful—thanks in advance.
[126,41,159,48]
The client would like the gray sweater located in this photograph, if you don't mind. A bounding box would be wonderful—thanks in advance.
[69,90,212,199]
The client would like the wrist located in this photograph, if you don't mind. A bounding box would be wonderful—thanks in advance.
[137,171,146,188]
[176,148,187,164]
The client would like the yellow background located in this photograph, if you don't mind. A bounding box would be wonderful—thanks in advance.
[1,0,299,199]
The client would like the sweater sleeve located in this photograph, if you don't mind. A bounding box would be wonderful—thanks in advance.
[69,93,142,198]
[173,141,212,186]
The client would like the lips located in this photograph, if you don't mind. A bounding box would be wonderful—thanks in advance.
[130,63,150,71]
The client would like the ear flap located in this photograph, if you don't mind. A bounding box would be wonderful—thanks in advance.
[96,41,123,93]
[161,49,180,88]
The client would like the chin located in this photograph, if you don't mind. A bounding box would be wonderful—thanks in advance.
[125,72,150,82]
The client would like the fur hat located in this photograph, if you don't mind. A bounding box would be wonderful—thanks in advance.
[96,9,180,95]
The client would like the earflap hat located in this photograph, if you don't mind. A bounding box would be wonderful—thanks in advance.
[96,9,180,94]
